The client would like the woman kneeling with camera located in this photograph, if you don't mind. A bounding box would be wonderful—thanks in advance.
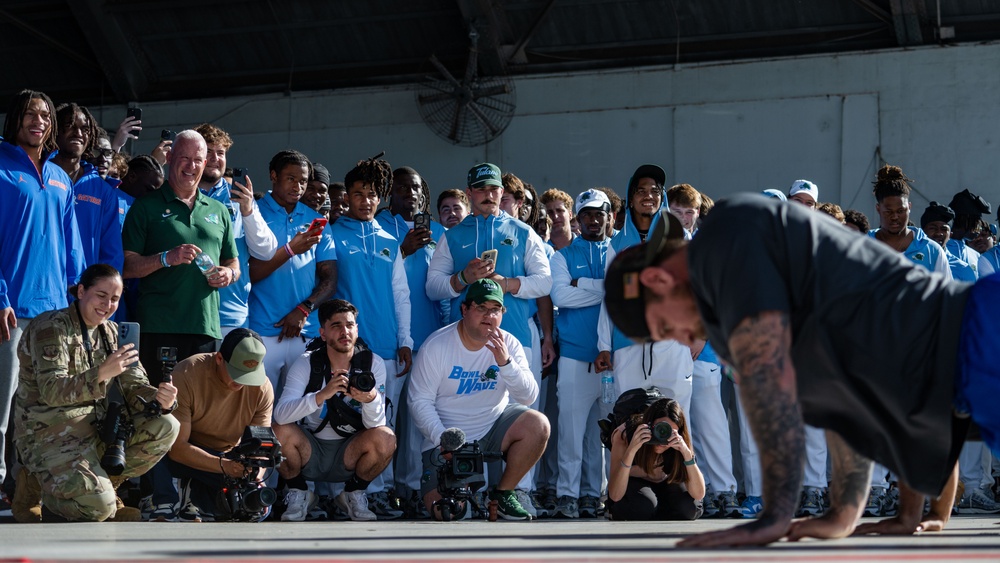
[606,397,705,520]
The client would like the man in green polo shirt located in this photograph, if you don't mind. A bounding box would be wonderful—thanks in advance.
[122,129,239,384]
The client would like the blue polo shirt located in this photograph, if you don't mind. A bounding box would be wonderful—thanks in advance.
[248,194,336,338]
[0,142,85,316]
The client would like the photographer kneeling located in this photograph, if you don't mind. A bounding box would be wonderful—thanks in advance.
[607,397,705,520]
[272,299,396,521]
[14,264,179,522]
[409,279,549,521]
[159,328,275,521]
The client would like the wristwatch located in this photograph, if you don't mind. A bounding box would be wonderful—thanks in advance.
[301,300,316,312]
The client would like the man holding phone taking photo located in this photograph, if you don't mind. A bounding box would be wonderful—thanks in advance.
[192,124,278,342]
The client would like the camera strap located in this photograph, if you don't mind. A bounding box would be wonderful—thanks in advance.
[305,337,372,438]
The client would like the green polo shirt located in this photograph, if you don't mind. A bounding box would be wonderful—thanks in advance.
[122,183,237,338]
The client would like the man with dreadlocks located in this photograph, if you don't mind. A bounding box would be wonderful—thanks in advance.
[1,89,86,512]
[329,154,412,519]
[50,103,124,273]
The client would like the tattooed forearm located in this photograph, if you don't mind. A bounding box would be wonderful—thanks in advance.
[310,260,338,303]
[826,430,872,517]
[730,311,804,524]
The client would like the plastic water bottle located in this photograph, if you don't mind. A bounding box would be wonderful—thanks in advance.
[601,373,615,404]
[193,251,217,277]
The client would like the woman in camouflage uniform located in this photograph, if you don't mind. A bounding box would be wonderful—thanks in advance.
[14,264,179,521]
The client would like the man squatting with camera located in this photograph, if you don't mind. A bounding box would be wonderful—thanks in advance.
[154,328,274,521]
[271,299,397,521]
[409,279,550,520]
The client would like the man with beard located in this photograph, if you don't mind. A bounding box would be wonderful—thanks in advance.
[602,194,997,546]
[409,279,548,520]
[437,189,469,229]
[50,103,123,273]
[272,299,396,521]
[248,150,336,393]
[0,89,85,510]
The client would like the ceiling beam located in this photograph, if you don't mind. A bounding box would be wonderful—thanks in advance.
[888,0,928,45]
[67,0,150,101]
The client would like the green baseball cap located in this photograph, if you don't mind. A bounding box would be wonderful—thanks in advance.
[219,328,268,386]
[467,163,502,189]
[464,278,504,306]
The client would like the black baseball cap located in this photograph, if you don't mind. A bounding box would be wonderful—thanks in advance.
[628,164,666,194]
[604,209,686,340]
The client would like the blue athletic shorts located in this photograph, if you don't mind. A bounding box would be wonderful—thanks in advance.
[956,272,1000,455]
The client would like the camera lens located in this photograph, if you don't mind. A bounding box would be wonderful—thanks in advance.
[650,421,674,445]
[243,486,277,512]
[100,442,127,476]
[349,370,376,393]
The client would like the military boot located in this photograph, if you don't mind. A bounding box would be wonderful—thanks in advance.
[12,467,43,523]
[108,476,142,522]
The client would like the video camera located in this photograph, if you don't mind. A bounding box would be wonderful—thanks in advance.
[215,426,283,522]
[434,428,502,521]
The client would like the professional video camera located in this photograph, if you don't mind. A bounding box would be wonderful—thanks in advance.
[215,426,283,522]
[434,428,502,521]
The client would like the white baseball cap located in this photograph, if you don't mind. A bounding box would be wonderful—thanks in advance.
[574,189,611,215]
[788,179,819,203]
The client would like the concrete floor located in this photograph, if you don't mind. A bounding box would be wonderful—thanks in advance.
[1,515,998,562]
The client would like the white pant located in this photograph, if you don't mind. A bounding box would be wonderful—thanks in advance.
[555,357,605,499]
[959,441,994,491]
[734,386,762,497]
[689,359,737,494]
[612,341,693,417]
[803,425,828,489]
[259,335,308,399]
[870,462,892,488]
[377,357,402,491]
[514,327,541,492]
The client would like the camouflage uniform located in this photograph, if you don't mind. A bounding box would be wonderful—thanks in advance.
[13,306,179,522]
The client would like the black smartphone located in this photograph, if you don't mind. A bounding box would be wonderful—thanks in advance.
[414,212,430,231]
[118,322,140,367]
[232,167,248,186]
[126,107,142,121]
[160,129,176,142]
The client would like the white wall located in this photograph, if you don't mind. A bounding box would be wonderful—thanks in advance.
[79,40,999,217]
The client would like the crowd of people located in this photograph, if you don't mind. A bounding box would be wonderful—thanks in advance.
[2,88,999,536]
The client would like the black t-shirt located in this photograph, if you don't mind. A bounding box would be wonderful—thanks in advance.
[689,194,972,494]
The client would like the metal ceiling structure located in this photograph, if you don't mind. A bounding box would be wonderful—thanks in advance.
[2,0,1000,107]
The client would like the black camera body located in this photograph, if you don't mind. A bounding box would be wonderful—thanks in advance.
[215,426,283,522]
[435,441,502,521]
[347,349,376,393]
[98,399,135,476]
[625,415,674,446]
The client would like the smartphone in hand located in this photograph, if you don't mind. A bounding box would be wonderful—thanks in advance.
[118,322,140,367]
[307,217,328,236]
[160,129,176,142]
[232,167,248,186]
[413,212,430,231]
[481,249,498,265]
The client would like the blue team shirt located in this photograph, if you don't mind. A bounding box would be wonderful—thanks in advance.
[867,227,947,273]
[248,194,335,338]
[375,209,444,351]
[48,155,124,273]
[0,142,85,316]
[200,178,252,328]
[554,236,609,362]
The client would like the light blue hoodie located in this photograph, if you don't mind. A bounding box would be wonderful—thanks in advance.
[552,235,609,362]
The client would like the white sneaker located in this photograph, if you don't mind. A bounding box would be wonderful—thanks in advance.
[514,490,537,519]
[282,489,316,522]
[336,490,377,521]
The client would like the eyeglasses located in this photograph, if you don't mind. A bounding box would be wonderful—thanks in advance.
[471,303,505,316]
[92,148,114,158]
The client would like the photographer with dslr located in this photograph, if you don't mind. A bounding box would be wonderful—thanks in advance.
[606,397,705,521]
[272,299,396,521]
[13,264,179,522]
[153,328,274,521]
[409,279,549,521]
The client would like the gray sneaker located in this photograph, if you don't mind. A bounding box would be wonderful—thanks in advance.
[553,495,579,519]
[514,489,537,519]
[957,487,1000,514]
[716,490,741,518]
[337,490,377,521]
[579,495,602,518]
[796,486,824,517]
[864,486,887,517]
[367,491,404,520]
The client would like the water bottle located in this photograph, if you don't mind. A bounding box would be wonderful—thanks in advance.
[601,373,615,404]
[193,251,217,278]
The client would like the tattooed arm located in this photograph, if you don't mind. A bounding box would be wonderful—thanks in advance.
[679,311,804,547]
[787,430,872,540]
